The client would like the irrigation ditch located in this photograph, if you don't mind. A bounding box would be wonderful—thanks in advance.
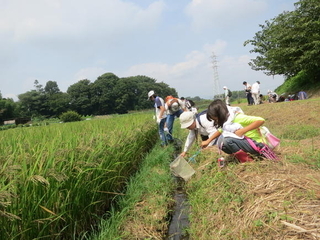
[165,138,191,240]
[166,177,190,240]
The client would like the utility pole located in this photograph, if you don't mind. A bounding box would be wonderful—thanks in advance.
[211,52,221,99]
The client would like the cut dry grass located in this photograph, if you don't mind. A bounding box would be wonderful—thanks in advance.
[185,98,320,239]
[187,155,320,239]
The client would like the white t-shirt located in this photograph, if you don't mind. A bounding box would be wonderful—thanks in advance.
[251,82,260,94]
[183,113,217,152]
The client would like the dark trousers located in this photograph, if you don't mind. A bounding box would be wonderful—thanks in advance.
[222,137,264,154]
[246,92,254,105]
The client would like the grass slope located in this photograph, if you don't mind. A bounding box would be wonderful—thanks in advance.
[186,98,320,239]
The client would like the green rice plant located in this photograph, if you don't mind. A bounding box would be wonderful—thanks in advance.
[0,113,159,239]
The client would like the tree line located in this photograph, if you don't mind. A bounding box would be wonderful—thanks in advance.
[0,73,178,124]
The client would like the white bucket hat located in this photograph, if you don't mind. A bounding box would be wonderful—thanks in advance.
[180,111,195,129]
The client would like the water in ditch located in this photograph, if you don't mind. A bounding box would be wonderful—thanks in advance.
[165,138,190,240]
[166,176,190,240]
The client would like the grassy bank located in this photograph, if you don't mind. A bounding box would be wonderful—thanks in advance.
[186,98,320,239]
[95,98,320,239]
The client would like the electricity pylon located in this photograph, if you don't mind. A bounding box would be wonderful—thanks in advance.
[211,52,222,99]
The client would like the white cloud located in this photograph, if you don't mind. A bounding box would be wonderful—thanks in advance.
[203,40,227,56]
[123,39,284,99]
[0,0,166,43]
[74,67,107,81]
[185,0,267,31]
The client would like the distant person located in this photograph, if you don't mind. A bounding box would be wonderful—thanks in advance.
[278,95,285,102]
[182,97,198,114]
[206,99,271,163]
[148,90,167,146]
[165,96,185,142]
[251,81,260,105]
[298,91,307,100]
[180,97,186,106]
[187,99,198,114]
[223,86,231,106]
[267,90,278,103]
[243,81,254,105]
[179,111,218,158]
[258,94,264,104]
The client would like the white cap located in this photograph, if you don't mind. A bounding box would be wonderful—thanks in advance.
[179,111,195,129]
[223,86,227,89]
[147,90,154,99]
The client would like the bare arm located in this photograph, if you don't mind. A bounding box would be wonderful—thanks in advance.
[235,120,264,137]
[200,131,221,148]
[158,106,165,119]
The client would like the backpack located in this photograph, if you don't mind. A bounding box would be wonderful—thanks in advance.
[165,96,180,112]
[196,110,207,128]
[227,89,232,97]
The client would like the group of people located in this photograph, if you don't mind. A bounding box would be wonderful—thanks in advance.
[147,90,197,147]
[179,99,269,163]
[148,90,277,164]
[243,81,262,105]
[223,81,262,107]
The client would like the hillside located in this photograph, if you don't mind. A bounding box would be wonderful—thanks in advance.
[185,98,320,239]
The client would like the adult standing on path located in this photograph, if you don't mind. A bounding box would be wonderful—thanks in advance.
[165,96,185,143]
[251,81,261,105]
[243,81,254,105]
[148,90,167,147]
[223,86,231,106]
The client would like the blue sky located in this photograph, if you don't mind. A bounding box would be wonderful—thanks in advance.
[0,0,295,101]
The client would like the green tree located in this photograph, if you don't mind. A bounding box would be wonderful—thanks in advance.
[67,79,92,115]
[244,0,320,82]
[18,90,44,117]
[47,92,71,117]
[44,81,60,95]
[113,77,138,114]
[0,98,17,123]
[91,73,119,115]
[18,80,48,118]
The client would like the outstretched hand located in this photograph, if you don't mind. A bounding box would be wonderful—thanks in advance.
[200,140,209,149]
[180,152,187,157]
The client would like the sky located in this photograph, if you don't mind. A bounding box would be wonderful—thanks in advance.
[0,0,296,101]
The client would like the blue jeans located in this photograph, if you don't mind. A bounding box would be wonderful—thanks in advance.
[159,117,167,146]
[166,109,184,141]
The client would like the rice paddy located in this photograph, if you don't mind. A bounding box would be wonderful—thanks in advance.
[0,113,158,239]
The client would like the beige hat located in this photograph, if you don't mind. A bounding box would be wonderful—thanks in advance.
[180,111,195,129]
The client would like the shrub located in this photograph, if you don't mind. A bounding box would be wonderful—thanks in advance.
[60,111,82,123]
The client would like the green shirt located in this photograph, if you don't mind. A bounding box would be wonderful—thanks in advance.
[233,113,265,142]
